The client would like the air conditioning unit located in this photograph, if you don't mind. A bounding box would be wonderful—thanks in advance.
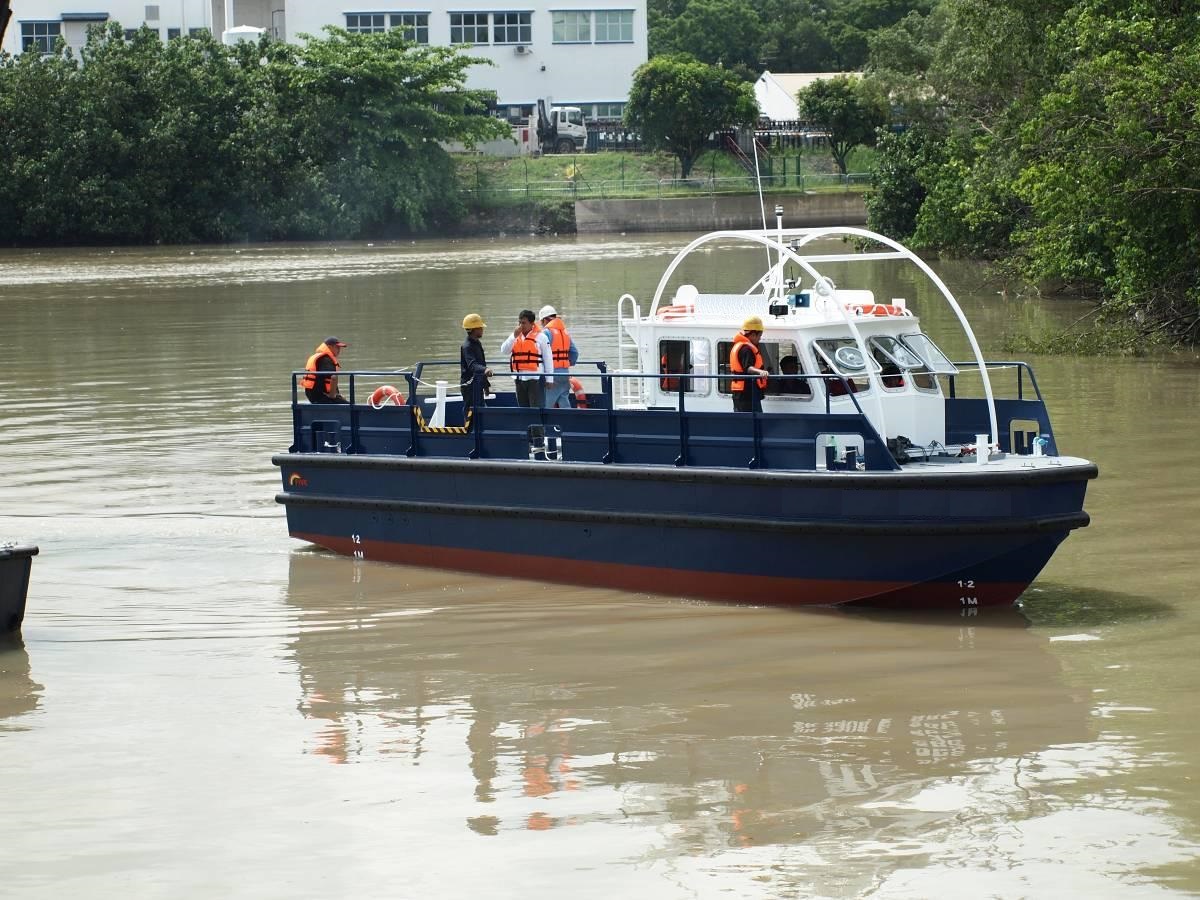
[514,44,528,55]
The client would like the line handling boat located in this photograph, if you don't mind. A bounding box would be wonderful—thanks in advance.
[274,220,1097,610]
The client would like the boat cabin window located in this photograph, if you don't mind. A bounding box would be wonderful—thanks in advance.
[868,336,937,391]
[716,339,794,395]
[770,342,811,398]
[658,339,711,396]
[812,339,874,396]
[900,333,959,375]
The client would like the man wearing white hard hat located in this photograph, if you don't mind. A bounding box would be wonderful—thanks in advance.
[538,304,579,409]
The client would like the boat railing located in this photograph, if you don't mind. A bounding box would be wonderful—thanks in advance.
[946,361,1045,403]
[290,367,897,471]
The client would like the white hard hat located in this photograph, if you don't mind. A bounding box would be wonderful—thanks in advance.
[538,304,558,320]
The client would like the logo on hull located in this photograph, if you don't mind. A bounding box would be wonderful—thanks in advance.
[288,473,308,487]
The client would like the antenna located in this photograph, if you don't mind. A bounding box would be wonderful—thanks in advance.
[750,135,773,294]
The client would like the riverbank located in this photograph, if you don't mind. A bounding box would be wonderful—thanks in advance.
[450,191,868,236]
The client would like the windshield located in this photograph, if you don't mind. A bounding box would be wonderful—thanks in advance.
[900,333,959,375]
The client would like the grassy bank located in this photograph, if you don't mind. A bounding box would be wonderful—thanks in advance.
[455,148,874,208]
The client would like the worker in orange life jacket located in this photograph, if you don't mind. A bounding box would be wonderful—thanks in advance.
[301,336,349,404]
[538,304,579,409]
[729,317,769,412]
[499,310,553,407]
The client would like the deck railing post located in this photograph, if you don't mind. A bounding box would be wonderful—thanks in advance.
[405,372,419,457]
[347,373,360,453]
[675,381,689,467]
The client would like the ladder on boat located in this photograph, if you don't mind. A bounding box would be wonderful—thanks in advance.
[616,293,646,407]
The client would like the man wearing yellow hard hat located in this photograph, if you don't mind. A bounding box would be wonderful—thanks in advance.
[729,315,770,412]
[460,313,493,410]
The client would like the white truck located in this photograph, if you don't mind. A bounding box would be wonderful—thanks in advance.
[534,99,588,154]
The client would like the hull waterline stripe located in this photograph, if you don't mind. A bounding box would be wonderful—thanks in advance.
[292,532,1029,608]
[277,491,1089,537]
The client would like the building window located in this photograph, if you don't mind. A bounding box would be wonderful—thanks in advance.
[392,12,429,43]
[20,21,61,53]
[123,28,139,40]
[594,9,633,42]
[594,102,624,119]
[346,13,387,33]
[188,27,208,38]
[167,27,181,39]
[551,11,589,42]
[450,12,489,44]
[492,12,530,44]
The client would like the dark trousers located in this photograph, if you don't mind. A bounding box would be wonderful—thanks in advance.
[306,388,348,404]
[515,379,544,408]
[732,389,761,413]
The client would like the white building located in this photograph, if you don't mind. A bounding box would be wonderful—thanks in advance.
[755,71,858,123]
[3,1,646,120]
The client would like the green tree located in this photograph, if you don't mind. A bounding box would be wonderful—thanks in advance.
[795,75,888,174]
[624,55,758,178]
[651,0,765,73]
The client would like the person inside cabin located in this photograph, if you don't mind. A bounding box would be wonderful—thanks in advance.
[819,357,858,397]
[302,336,349,404]
[776,355,811,396]
[873,349,905,388]
[729,316,770,412]
[460,314,493,410]
[538,304,579,409]
[499,309,553,407]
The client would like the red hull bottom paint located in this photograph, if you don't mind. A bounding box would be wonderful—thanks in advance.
[295,533,1027,609]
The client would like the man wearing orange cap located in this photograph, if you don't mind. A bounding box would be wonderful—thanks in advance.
[301,336,349,404]
[729,316,770,412]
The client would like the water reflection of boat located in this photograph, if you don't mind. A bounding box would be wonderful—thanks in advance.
[284,552,1092,844]
[0,638,43,728]
[0,543,37,632]
[275,226,1096,609]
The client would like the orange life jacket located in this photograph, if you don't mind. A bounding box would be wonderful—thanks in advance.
[729,333,767,393]
[509,326,543,372]
[301,343,340,393]
[660,353,680,391]
[544,318,572,368]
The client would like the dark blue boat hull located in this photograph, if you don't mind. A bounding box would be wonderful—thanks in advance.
[274,455,1094,609]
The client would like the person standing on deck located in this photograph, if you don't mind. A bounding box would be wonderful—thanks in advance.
[538,305,579,409]
[301,336,349,404]
[729,317,769,413]
[500,309,553,408]
[460,314,493,410]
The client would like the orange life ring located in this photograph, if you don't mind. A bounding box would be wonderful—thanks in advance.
[369,385,404,408]
[570,377,588,409]
[848,303,904,317]
[655,304,694,320]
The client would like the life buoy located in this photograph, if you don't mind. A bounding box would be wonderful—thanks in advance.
[369,385,404,408]
[848,303,906,317]
[655,304,694,320]
[570,377,588,409]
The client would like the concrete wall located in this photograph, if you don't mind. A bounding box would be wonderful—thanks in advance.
[574,192,867,234]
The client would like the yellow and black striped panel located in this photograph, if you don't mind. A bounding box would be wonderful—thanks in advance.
[413,406,474,434]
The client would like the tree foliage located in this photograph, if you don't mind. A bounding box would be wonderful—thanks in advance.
[649,0,935,72]
[795,75,889,174]
[624,55,758,178]
[864,0,1200,343]
[0,24,507,244]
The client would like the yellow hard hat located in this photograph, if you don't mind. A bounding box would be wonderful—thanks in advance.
[462,313,487,330]
[742,315,764,331]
